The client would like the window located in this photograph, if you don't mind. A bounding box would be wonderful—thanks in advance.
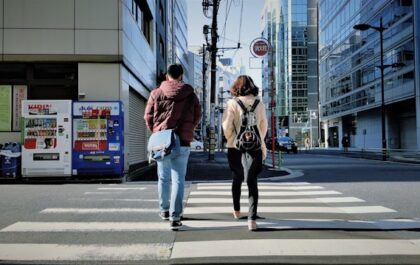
[131,0,135,15]
[159,2,164,24]
[134,0,153,46]
[159,37,165,57]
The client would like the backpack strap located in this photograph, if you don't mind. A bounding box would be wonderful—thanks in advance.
[234,98,260,113]
[250,99,260,112]
[234,98,248,113]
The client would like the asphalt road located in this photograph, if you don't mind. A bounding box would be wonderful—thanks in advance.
[0,153,420,264]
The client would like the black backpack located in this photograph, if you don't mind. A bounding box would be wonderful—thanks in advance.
[234,98,262,152]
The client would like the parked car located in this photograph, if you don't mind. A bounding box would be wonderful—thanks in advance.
[277,137,298,154]
[265,137,280,151]
[191,140,204,150]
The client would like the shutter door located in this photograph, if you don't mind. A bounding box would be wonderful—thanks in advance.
[128,89,148,165]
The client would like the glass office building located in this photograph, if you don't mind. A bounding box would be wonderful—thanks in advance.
[319,0,419,150]
[262,0,318,146]
[167,0,190,83]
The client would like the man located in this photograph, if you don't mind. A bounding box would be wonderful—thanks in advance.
[144,64,202,230]
[342,133,350,152]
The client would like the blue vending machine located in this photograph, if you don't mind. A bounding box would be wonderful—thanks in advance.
[72,101,124,177]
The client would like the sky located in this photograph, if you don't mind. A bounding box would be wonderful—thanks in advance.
[187,0,266,87]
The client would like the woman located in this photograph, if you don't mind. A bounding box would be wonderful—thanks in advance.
[222,75,268,231]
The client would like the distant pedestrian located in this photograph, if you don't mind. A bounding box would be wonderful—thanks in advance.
[304,137,310,151]
[342,133,350,152]
[144,64,202,230]
[222,75,268,231]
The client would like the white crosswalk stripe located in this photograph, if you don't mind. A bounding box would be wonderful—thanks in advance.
[40,208,157,214]
[190,190,342,196]
[196,185,325,190]
[183,206,396,214]
[0,243,172,261]
[1,222,169,232]
[97,187,147,191]
[171,239,420,258]
[197,182,311,186]
[187,197,364,204]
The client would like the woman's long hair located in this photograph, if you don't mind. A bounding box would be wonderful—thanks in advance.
[230,75,259,97]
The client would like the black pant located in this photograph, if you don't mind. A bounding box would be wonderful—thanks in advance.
[227,148,263,220]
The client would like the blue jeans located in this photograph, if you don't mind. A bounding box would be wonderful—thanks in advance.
[157,138,190,221]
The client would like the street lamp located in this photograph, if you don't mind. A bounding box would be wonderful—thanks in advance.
[354,17,388,161]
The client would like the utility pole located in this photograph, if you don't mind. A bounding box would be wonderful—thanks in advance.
[208,0,219,160]
[201,44,207,147]
[202,0,240,159]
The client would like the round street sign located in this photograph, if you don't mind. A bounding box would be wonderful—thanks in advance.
[250,38,270,57]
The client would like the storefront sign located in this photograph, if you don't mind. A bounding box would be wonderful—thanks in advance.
[73,102,120,116]
[13,85,27,131]
[0,86,12,131]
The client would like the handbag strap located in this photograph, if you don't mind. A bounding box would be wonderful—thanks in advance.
[174,94,194,132]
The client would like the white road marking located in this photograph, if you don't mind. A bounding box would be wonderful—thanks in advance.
[84,192,127,195]
[1,222,169,232]
[186,197,364,204]
[196,186,325,190]
[40,208,158,214]
[197,182,311,186]
[178,218,420,230]
[171,239,420,258]
[69,198,159,202]
[0,243,172,260]
[97,187,146,191]
[183,206,396,215]
[189,190,341,196]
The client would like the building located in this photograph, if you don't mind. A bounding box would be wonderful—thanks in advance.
[319,0,419,150]
[167,0,190,84]
[0,0,158,177]
[216,62,240,149]
[188,48,206,138]
[156,0,167,83]
[261,0,318,146]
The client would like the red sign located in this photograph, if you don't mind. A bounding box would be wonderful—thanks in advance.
[75,140,107,151]
[250,38,270,57]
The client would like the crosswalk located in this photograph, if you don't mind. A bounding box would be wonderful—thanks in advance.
[1,181,420,263]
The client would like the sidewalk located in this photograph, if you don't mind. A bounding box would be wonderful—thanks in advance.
[305,148,420,164]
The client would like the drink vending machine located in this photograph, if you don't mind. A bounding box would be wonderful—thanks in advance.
[72,101,124,177]
[21,100,72,177]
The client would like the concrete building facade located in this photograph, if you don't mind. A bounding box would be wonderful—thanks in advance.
[0,0,159,176]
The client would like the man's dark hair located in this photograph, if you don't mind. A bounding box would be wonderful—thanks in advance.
[167,64,184,79]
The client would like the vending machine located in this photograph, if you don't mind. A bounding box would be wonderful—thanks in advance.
[72,101,124,177]
[21,100,72,177]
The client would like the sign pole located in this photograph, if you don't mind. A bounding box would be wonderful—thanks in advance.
[250,38,275,168]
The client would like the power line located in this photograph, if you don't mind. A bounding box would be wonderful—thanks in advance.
[221,0,233,48]
[238,0,244,44]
